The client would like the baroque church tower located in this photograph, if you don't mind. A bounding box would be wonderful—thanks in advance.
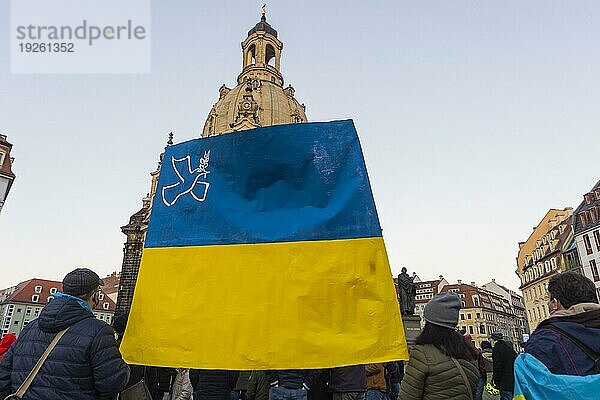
[116,12,307,315]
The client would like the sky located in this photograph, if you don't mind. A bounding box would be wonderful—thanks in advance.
[1,1,599,292]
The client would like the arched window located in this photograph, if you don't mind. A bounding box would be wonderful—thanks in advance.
[246,44,256,66]
[265,44,276,67]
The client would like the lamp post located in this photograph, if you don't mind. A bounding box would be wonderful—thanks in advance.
[0,134,15,214]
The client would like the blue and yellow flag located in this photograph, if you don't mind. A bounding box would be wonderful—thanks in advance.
[120,120,408,369]
[513,353,600,400]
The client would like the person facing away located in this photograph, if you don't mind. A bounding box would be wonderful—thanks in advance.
[190,369,239,400]
[525,271,600,376]
[478,341,499,400]
[489,332,516,400]
[365,363,386,400]
[0,267,130,400]
[247,371,269,400]
[384,361,403,400]
[328,365,367,400]
[399,292,480,400]
[267,369,315,400]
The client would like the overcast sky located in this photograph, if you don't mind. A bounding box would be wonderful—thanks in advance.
[1,1,599,292]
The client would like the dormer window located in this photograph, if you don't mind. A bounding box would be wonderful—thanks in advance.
[98,293,104,300]
[34,285,42,294]
[49,288,57,294]
[579,212,588,228]
[102,302,110,310]
[47,296,54,303]
[31,294,39,302]
[585,193,595,205]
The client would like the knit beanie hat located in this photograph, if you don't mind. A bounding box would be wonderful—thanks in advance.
[423,292,461,329]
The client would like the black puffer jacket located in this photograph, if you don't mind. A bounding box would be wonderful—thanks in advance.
[190,369,239,400]
[267,370,314,390]
[492,340,517,391]
[0,296,130,399]
[329,365,366,392]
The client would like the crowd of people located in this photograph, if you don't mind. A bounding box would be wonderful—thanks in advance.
[0,268,598,399]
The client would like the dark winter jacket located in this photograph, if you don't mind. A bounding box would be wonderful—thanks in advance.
[267,370,313,390]
[247,371,269,400]
[190,369,239,400]
[491,340,517,391]
[329,365,367,392]
[385,361,404,384]
[399,344,479,400]
[308,370,331,400]
[526,303,600,376]
[0,296,129,400]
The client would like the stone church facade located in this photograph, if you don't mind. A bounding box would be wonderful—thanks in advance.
[116,13,308,315]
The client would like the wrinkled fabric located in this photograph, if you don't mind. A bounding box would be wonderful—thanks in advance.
[399,344,479,400]
[512,353,600,400]
[0,296,129,400]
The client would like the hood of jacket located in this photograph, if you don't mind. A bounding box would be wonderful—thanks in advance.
[37,296,94,333]
[538,303,600,353]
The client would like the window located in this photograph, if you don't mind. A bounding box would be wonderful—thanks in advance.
[467,313,472,320]
[468,325,474,334]
[13,320,19,325]
[98,293,104,300]
[476,313,481,319]
[584,235,593,255]
[460,314,465,320]
[594,230,600,252]
[50,288,57,294]
[34,286,42,294]
[31,295,39,302]
[26,307,31,315]
[591,260,599,282]
[23,320,29,326]
[579,212,588,228]
[102,302,110,310]
[47,296,54,303]
[591,208,598,223]
[0,151,5,166]
[16,308,21,313]
[479,324,486,334]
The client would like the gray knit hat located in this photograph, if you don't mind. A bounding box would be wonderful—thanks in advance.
[423,292,461,329]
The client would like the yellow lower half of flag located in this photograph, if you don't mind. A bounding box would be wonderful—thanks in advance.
[120,237,408,369]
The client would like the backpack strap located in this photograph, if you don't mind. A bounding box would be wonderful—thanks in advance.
[451,357,474,400]
[546,324,600,374]
[13,327,70,398]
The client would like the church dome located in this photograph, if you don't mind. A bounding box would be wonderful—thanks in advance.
[202,12,307,137]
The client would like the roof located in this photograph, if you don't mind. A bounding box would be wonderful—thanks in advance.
[0,278,116,312]
[248,15,278,38]
[573,180,600,235]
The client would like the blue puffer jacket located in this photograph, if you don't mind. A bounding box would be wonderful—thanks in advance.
[525,305,600,376]
[0,296,130,399]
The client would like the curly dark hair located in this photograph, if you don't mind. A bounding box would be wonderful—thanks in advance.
[548,272,598,309]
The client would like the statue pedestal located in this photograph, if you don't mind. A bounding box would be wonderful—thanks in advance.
[402,314,422,347]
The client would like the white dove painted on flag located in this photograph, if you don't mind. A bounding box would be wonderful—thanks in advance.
[161,151,211,207]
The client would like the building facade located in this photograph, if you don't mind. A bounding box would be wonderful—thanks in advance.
[516,208,573,331]
[0,279,116,337]
[0,134,16,214]
[412,277,526,350]
[573,180,600,300]
[116,12,308,316]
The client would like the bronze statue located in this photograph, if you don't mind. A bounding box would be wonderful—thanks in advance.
[397,267,416,316]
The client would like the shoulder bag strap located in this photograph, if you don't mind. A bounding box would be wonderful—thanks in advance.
[546,324,600,373]
[451,357,474,400]
[14,327,70,397]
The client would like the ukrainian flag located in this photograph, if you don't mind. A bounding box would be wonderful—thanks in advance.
[120,120,408,369]
[513,353,600,399]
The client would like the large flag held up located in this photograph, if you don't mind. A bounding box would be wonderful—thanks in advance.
[120,119,408,369]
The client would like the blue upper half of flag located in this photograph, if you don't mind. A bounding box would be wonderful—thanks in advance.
[145,120,382,248]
